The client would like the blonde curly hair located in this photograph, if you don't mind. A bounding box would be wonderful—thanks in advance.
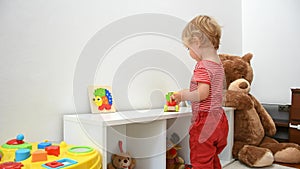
[182,15,221,50]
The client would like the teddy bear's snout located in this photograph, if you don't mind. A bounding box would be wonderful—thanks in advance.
[239,82,249,89]
[124,159,128,163]
[228,78,251,93]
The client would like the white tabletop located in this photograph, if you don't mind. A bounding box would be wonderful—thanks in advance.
[64,107,191,126]
[64,107,234,126]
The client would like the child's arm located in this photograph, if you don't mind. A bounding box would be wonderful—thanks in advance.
[172,83,210,103]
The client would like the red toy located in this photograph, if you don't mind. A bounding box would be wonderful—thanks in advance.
[6,134,25,145]
[164,92,180,112]
[45,145,60,156]
[0,162,24,169]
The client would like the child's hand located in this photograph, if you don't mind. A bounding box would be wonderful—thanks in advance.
[172,92,182,104]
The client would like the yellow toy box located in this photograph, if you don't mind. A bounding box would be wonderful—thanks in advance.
[0,134,101,169]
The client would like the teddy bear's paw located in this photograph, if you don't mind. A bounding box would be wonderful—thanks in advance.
[178,164,186,169]
[274,147,300,163]
[225,91,254,110]
[253,150,274,167]
[177,157,185,164]
[238,145,274,167]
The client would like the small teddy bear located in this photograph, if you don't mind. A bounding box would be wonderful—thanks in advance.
[166,132,185,169]
[166,141,185,169]
[107,141,136,169]
[107,153,136,169]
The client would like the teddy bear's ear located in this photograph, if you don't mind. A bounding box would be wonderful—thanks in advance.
[219,54,229,61]
[174,145,182,150]
[242,53,253,64]
[125,152,131,158]
[111,154,117,159]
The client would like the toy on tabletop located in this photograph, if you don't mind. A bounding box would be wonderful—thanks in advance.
[0,134,102,169]
[0,162,24,169]
[2,134,32,151]
[59,141,67,148]
[42,158,77,168]
[38,139,52,149]
[45,145,60,156]
[93,88,113,110]
[88,85,116,113]
[31,150,47,162]
[0,150,2,161]
[15,148,31,162]
[6,134,25,145]
[164,92,180,112]
[107,140,136,169]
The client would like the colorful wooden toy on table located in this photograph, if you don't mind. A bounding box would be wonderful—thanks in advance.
[164,92,180,112]
[88,85,116,113]
[93,88,113,111]
[0,134,102,169]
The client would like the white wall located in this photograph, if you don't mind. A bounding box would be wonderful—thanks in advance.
[242,0,300,104]
[0,0,241,143]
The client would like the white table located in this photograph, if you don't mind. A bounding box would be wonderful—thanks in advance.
[64,107,234,169]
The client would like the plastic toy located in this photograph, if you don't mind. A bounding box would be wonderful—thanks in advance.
[0,134,102,169]
[0,161,24,169]
[45,145,60,157]
[164,92,180,112]
[31,150,47,162]
[0,150,3,161]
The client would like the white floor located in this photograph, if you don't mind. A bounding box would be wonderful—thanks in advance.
[221,159,235,168]
[223,161,297,169]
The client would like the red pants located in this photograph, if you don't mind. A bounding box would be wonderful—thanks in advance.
[189,111,228,169]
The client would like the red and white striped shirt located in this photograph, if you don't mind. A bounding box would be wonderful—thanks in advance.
[190,60,225,121]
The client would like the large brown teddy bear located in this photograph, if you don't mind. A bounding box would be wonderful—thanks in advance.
[220,53,300,167]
